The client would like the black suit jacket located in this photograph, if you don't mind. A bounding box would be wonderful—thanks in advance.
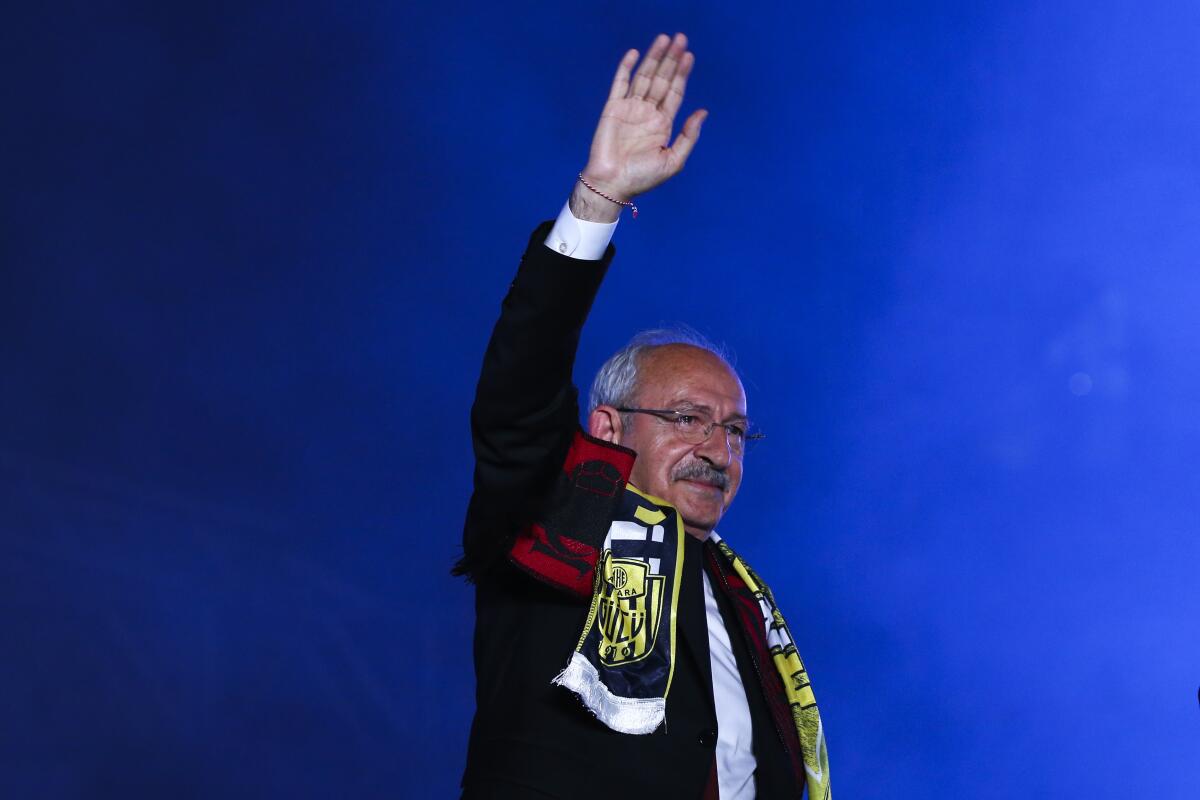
[459,224,801,798]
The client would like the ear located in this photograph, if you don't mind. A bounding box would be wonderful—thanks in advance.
[588,404,625,445]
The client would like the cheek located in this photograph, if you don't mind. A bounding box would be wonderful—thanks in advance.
[724,466,743,499]
[648,436,685,475]
[629,440,678,493]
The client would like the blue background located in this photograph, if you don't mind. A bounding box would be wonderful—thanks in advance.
[3,1,1199,797]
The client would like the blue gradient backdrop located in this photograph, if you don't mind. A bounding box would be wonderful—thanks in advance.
[3,2,1198,797]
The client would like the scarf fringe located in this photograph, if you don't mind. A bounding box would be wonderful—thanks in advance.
[552,652,664,735]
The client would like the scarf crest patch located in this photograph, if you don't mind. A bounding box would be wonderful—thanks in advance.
[552,485,684,734]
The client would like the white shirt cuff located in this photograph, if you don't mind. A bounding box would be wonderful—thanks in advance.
[543,201,618,260]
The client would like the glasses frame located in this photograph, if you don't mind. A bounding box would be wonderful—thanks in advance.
[615,407,765,455]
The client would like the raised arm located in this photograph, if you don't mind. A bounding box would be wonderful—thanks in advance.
[461,34,706,574]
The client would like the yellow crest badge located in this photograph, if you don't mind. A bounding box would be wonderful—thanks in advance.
[597,550,664,666]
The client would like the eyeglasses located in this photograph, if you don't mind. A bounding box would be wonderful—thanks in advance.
[616,407,765,456]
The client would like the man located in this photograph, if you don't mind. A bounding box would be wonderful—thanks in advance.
[457,34,830,799]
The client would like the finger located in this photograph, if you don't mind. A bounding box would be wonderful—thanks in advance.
[660,50,694,119]
[666,108,707,172]
[628,33,670,99]
[646,32,687,106]
[607,49,639,101]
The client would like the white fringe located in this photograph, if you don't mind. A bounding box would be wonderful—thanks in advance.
[552,652,665,735]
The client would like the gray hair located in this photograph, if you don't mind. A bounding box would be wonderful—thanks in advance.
[588,326,735,413]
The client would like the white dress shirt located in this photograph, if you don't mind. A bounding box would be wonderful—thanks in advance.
[703,569,757,799]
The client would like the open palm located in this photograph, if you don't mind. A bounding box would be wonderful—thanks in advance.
[583,33,707,202]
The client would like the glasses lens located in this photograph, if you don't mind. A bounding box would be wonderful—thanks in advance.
[673,411,755,456]
[673,412,707,443]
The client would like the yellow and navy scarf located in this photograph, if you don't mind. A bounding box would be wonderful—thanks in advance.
[708,532,831,800]
[552,485,686,734]
[552,482,831,799]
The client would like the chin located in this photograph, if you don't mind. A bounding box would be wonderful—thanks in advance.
[677,503,722,533]
[671,484,725,514]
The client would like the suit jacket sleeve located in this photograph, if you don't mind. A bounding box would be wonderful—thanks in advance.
[457,221,616,577]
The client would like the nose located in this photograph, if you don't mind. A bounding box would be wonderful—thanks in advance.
[694,424,734,468]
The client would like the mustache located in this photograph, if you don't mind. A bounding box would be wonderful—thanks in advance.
[671,460,729,491]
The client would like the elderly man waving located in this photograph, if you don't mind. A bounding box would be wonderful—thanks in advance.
[457,33,830,800]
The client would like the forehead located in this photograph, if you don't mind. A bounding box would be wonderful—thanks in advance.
[636,344,747,413]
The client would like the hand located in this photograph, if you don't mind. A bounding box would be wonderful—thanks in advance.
[572,33,707,222]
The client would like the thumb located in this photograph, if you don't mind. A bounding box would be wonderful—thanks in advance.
[666,109,707,173]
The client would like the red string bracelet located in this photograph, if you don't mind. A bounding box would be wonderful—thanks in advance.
[578,173,638,218]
